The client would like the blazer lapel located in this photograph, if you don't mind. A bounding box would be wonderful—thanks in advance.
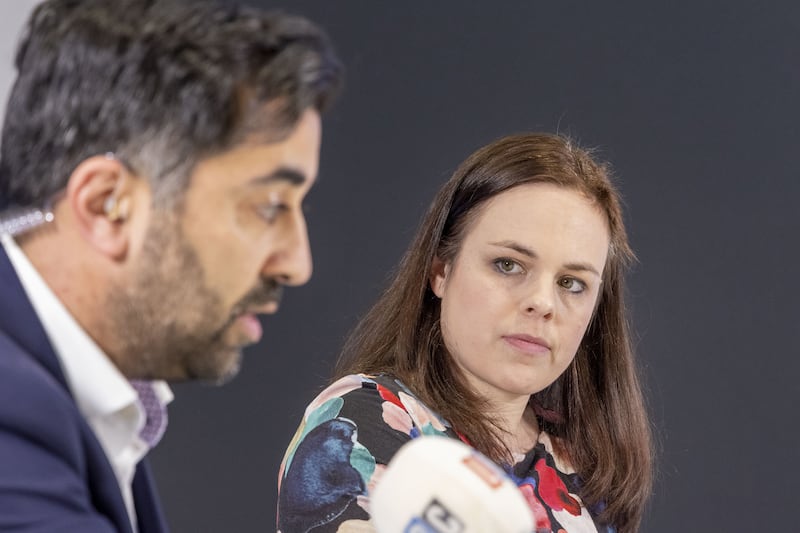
[0,244,136,533]
[0,244,67,387]
[133,459,170,533]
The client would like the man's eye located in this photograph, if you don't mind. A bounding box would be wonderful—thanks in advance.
[257,203,288,223]
[558,277,586,294]
[493,258,523,274]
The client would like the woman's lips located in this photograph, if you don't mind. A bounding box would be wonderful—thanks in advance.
[503,334,551,355]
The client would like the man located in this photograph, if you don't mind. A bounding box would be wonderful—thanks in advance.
[0,0,342,531]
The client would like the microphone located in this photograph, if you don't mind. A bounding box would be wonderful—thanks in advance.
[370,436,533,533]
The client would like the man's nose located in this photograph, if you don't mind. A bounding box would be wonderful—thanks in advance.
[261,212,313,287]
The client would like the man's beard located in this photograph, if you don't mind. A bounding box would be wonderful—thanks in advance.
[105,215,281,383]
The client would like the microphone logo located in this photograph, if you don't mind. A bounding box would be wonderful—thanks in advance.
[403,498,465,533]
[462,452,504,489]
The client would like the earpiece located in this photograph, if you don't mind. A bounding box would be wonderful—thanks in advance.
[101,152,132,222]
[103,195,128,222]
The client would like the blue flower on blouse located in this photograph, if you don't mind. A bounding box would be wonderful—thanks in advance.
[278,419,366,532]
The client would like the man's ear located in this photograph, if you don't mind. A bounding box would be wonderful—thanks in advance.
[429,255,450,298]
[66,155,136,260]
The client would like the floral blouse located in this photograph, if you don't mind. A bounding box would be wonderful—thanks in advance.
[277,374,612,533]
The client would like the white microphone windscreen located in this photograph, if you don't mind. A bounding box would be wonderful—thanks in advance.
[370,436,533,533]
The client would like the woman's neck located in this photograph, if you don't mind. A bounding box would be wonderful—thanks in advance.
[487,395,540,455]
[459,372,542,455]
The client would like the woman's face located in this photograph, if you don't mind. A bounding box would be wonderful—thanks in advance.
[430,183,610,406]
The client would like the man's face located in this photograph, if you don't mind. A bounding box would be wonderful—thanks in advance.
[111,109,321,382]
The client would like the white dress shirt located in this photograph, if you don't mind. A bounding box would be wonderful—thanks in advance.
[1,233,173,532]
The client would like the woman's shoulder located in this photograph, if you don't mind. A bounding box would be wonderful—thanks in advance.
[305,373,454,439]
[298,373,401,417]
[301,373,377,411]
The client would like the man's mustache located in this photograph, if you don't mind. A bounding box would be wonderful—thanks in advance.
[242,279,284,310]
[231,279,284,318]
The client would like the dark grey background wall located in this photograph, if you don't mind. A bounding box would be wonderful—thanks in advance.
[149,2,800,531]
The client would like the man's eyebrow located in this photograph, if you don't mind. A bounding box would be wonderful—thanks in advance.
[489,240,601,276]
[247,167,307,187]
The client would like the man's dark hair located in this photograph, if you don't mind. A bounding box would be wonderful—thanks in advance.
[0,0,342,209]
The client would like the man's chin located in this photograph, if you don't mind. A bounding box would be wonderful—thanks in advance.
[176,346,243,385]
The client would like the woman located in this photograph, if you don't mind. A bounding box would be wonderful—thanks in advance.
[278,133,652,533]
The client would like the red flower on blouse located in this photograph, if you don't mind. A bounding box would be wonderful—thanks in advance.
[519,482,552,531]
[534,459,582,516]
[376,384,404,409]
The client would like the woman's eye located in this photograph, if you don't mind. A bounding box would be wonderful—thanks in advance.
[559,277,586,293]
[494,258,523,274]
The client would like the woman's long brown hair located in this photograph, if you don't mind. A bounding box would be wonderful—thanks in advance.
[334,133,652,532]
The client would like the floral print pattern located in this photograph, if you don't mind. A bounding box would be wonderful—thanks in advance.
[277,374,612,532]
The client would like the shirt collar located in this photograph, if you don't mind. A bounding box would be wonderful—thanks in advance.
[0,233,173,422]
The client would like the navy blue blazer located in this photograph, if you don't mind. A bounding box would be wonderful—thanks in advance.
[0,245,169,532]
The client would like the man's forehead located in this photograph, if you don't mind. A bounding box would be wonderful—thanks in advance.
[232,97,313,145]
[188,110,321,193]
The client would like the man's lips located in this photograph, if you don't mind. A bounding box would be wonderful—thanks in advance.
[236,313,263,342]
[232,302,280,343]
[502,334,551,355]
[247,301,280,315]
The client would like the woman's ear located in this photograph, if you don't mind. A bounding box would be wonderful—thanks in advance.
[429,256,449,298]
[66,155,135,260]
